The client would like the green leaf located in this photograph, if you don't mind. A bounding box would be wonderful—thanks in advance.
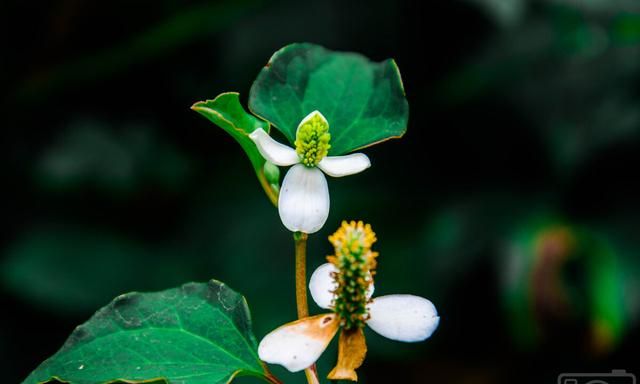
[192,92,278,205]
[248,43,409,155]
[23,280,269,384]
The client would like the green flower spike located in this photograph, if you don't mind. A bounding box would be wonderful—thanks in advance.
[295,111,331,167]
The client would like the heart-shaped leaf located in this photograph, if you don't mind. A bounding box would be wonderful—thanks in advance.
[249,43,409,155]
[23,280,270,384]
[192,92,278,205]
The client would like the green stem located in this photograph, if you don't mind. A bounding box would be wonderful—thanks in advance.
[257,170,279,207]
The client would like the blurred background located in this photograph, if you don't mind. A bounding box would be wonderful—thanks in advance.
[2,0,639,383]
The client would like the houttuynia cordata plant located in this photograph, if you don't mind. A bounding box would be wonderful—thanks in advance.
[22,43,440,384]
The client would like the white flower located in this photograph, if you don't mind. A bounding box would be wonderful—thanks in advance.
[249,111,371,233]
[258,262,440,375]
[312,262,440,341]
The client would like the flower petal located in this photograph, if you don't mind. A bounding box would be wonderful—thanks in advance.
[249,128,299,166]
[366,294,440,342]
[297,110,329,133]
[309,263,338,309]
[278,164,330,233]
[327,328,367,381]
[317,154,371,177]
[365,275,375,300]
[258,314,340,372]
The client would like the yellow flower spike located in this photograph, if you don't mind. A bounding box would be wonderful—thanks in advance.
[328,221,378,330]
[328,328,367,381]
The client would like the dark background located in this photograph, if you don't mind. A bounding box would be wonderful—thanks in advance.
[2,0,639,383]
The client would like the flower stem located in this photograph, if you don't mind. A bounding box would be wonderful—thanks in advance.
[304,367,320,384]
[294,232,309,318]
[264,370,284,384]
[261,363,284,384]
[293,232,319,384]
[257,170,279,207]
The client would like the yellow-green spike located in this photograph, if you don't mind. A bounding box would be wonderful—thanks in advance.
[327,221,378,330]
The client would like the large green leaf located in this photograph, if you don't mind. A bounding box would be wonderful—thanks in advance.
[248,43,409,155]
[23,280,268,384]
[192,92,278,205]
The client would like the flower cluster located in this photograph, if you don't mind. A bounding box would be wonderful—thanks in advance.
[327,221,377,330]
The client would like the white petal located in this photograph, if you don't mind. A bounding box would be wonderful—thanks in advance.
[309,263,374,309]
[278,164,329,233]
[297,110,329,133]
[258,314,340,372]
[317,154,371,177]
[249,128,299,166]
[309,263,338,309]
[366,277,375,299]
[366,295,440,342]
